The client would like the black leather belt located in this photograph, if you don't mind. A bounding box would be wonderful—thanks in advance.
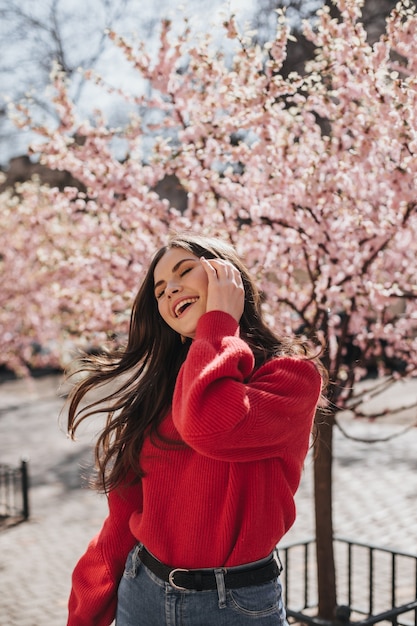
[138,545,281,591]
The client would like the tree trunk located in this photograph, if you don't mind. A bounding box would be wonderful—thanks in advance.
[313,408,337,620]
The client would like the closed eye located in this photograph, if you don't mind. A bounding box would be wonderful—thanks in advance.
[154,260,195,299]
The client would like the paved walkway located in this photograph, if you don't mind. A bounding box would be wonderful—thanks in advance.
[0,374,416,625]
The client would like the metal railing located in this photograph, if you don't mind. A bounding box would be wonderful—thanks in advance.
[0,459,30,525]
[281,537,417,626]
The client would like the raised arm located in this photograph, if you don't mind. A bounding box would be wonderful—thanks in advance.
[172,311,322,462]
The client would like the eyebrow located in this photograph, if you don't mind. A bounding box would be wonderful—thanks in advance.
[154,257,197,292]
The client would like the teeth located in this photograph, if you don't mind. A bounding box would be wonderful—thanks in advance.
[175,298,198,317]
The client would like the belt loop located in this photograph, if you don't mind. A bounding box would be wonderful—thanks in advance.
[274,548,284,575]
[214,568,227,609]
[131,543,143,577]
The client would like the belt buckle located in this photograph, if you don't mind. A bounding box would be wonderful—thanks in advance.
[168,567,189,591]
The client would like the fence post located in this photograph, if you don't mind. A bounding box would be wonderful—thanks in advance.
[21,459,30,520]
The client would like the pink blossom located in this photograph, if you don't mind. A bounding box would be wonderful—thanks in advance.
[2,1,417,417]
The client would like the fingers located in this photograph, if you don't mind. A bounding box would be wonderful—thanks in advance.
[200,257,245,322]
[201,257,242,285]
[200,256,218,278]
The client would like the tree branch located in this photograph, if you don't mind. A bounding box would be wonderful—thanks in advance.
[335,415,417,444]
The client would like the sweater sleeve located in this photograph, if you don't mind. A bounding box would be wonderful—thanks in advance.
[67,478,143,626]
[172,311,322,461]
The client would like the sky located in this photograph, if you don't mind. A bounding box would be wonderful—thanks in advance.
[0,0,323,166]
[0,0,260,164]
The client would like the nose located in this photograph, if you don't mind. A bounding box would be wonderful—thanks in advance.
[166,281,181,298]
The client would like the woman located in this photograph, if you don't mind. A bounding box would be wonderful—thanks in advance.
[66,232,323,626]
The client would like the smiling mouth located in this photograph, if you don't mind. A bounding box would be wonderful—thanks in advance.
[174,297,199,317]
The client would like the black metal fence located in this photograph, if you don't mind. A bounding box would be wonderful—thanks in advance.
[0,459,30,525]
[281,537,417,626]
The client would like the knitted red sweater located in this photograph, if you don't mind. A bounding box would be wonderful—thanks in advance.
[67,311,322,625]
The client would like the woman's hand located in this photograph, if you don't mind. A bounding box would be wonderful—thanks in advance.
[201,257,245,323]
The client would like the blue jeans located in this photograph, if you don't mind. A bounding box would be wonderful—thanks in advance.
[116,544,289,625]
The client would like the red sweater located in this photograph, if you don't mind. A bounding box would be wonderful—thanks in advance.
[67,311,322,625]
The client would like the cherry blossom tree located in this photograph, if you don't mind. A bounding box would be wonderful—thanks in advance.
[2,0,417,617]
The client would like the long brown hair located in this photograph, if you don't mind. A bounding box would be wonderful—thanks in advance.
[67,232,318,492]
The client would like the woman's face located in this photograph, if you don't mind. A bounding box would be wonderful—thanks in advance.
[153,247,209,339]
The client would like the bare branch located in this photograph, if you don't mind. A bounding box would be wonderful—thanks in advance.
[335,415,417,444]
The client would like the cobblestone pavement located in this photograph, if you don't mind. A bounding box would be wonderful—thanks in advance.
[0,374,416,626]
